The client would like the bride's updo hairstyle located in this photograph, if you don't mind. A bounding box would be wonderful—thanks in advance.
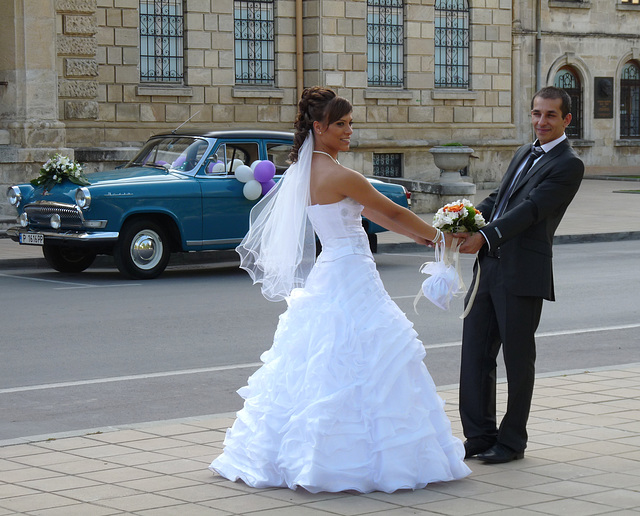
[289,86,352,163]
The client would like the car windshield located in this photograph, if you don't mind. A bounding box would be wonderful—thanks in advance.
[125,137,209,173]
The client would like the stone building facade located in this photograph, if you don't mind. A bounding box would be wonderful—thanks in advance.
[1,0,639,221]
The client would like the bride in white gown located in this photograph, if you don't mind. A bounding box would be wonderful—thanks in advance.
[209,86,470,493]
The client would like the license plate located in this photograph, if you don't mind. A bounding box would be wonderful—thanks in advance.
[19,233,44,246]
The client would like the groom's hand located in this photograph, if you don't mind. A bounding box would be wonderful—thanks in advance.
[457,232,486,254]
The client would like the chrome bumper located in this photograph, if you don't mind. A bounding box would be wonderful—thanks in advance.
[7,227,119,243]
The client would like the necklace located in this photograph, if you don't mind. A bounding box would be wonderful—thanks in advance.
[313,150,340,165]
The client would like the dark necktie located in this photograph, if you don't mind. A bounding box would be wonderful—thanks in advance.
[492,144,545,221]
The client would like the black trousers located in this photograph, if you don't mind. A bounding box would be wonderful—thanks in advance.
[459,254,543,452]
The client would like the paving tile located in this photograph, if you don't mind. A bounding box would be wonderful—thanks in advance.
[0,483,40,499]
[578,488,640,509]
[97,492,185,512]
[19,475,99,492]
[0,492,78,513]
[569,455,640,474]
[306,494,402,515]
[527,497,614,515]
[118,474,197,493]
[136,504,232,516]
[84,429,160,444]
[135,458,205,475]
[527,446,597,463]
[524,479,610,498]
[25,502,124,515]
[79,466,159,484]
[202,491,296,513]
[524,462,607,481]
[417,496,509,515]
[575,471,640,489]
[473,487,558,507]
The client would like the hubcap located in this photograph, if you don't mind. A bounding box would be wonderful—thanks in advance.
[130,230,163,270]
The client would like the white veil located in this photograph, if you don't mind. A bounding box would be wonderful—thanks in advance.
[236,133,316,302]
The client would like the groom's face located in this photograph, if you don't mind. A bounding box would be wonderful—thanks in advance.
[531,96,572,144]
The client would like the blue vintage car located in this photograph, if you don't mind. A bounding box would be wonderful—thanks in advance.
[6,130,410,279]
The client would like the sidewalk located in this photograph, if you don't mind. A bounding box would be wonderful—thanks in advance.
[1,177,640,515]
[1,364,640,515]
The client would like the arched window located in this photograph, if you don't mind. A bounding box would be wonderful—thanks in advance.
[234,0,275,86]
[620,62,640,139]
[554,67,582,139]
[140,0,184,82]
[434,0,470,89]
[367,0,405,87]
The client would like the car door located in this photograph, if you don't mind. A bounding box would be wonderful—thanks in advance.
[196,139,262,249]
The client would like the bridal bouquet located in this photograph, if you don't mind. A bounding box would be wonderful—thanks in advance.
[31,154,90,192]
[415,199,485,315]
[433,198,486,234]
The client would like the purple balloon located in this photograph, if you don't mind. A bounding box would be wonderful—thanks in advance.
[172,156,186,168]
[261,179,276,195]
[254,160,276,183]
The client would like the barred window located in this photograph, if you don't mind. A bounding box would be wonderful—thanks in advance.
[554,67,582,139]
[367,0,404,87]
[435,0,470,89]
[621,0,640,4]
[620,62,640,138]
[373,153,403,178]
[235,0,275,86]
[140,0,184,82]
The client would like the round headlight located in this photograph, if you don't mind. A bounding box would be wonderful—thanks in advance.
[50,213,61,229]
[19,212,28,227]
[7,186,21,207]
[75,187,91,209]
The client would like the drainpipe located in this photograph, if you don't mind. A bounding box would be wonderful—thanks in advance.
[296,0,304,101]
[535,0,543,91]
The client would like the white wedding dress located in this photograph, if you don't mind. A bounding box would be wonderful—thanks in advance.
[210,197,470,493]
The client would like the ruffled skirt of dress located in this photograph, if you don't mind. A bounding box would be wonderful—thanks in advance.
[209,254,470,493]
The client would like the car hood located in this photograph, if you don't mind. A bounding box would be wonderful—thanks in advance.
[20,167,186,206]
[84,166,184,185]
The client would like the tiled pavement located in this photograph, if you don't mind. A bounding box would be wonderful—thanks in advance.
[1,364,640,515]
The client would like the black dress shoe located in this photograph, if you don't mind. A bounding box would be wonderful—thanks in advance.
[463,439,495,459]
[477,443,524,464]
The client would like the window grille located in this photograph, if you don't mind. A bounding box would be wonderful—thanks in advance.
[621,62,640,138]
[234,0,275,86]
[373,153,403,178]
[140,0,184,82]
[621,0,639,5]
[554,68,582,138]
[367,0,404,87]
[435,0,470,88]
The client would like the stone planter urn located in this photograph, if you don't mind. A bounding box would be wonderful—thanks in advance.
[429,145,474,183]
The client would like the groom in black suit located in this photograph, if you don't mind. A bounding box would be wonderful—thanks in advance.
[457,87,584,463]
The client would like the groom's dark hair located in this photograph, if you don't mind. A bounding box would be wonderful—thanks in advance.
[532,86,572,118]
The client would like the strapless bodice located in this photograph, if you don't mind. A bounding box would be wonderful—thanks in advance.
[307,197,373,262]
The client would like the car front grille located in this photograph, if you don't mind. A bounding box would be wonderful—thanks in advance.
[25,201,84,229]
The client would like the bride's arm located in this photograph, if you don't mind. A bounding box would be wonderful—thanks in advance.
[333,168,447,245]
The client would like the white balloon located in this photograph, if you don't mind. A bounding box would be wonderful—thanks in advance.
[235,164,254,183]
[250,160,261,170]
[243,180,262,200]
[229,158,243,172]
[210,162,226,173]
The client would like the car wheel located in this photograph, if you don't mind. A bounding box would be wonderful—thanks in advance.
[43,245,96,273]
[114,220,170,279]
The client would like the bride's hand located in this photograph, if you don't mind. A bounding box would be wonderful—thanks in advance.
[412,235,431,246]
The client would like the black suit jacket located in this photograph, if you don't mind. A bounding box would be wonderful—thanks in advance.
[477,139,584,301]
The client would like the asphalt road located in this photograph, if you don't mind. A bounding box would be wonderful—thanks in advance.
[1,240,638,442]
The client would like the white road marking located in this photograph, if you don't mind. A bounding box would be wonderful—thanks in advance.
[2,324,638,395]
[0,272,140,289]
